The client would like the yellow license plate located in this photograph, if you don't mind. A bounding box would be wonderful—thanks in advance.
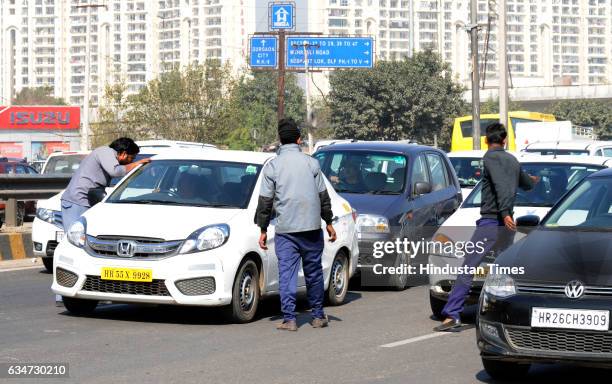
[101,267,152,282]
[474,266,490,279]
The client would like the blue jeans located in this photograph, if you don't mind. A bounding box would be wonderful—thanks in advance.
[60,200,88,232]
[441,218,515,321]
[275,229,325,322]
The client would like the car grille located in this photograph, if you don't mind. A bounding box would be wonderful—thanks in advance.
[46,241,58,257]
[82,275,171,296]
[175,277,216,296]
[86,235,183,259]
[505,326,612,354]
[56,267,78,288]
[516,283,612,297]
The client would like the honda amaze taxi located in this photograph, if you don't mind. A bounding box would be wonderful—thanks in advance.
[51,150,358,323]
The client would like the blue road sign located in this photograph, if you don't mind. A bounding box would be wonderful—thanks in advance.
[286,37,374,69]
[270,3,294,30]
[249,37,278,68]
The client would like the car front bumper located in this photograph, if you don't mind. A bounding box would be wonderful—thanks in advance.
[428,253,488,302]
[51,240,234,306]
[477,292,612,368]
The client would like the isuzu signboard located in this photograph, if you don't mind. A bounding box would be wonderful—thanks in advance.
[0,106,80,130]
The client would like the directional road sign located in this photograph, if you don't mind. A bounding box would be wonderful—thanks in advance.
[249,36,278,68]
[286,37,374,69]
[270,3,295,30]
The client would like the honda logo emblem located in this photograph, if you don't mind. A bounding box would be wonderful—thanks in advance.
[116,240,137,257]
[564,280,585,299]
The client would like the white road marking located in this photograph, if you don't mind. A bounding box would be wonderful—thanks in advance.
[380,331,452,348]
[0,265,44,273]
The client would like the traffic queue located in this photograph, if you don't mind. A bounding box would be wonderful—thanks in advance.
[31,120,612,379]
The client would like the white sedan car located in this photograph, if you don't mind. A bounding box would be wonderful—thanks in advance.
[51,150,359,323]
[428,155,611,318]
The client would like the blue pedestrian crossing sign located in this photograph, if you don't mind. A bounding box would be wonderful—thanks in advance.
[270,3,295,30]
[249,36,278,68]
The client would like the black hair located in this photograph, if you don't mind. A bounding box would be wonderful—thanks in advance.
[109,137,140,155]
[485,123,507,145]
[278,118,301,145]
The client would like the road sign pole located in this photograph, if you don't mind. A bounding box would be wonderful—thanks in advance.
[277,30,286,120]
[470,0,481,150]
[304,45,313,153]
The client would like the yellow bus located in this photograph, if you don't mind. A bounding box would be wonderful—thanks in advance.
[451,111,556,152]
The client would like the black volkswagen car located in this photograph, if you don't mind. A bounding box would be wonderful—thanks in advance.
[477,168,612,378]
[314,142,462,289]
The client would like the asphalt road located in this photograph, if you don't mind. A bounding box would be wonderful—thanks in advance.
[1,267,609,384]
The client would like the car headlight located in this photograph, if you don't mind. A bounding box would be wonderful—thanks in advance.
[179,224,230,254]
[67,218,87,248]
[483,273,516,298]
[356,214,390,234]
[36,208,61,226]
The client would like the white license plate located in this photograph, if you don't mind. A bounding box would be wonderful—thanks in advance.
[55,231,64,242]
[531,307,610,331]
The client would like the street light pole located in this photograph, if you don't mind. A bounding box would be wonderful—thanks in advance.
[76,2,106,151]
[470,0,481,150]
[498,0,508,129]
[292,40,319,154]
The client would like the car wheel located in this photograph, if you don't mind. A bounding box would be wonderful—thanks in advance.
[327,251,349,306]
[42,257,53,273]
[429,291,446,319]
[389,252,409,291]
[227,259,260,323]
[482,358,530,379]
[62,297,98,315]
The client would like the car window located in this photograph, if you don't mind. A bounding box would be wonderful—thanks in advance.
[603,148,612,157]
[15,165,26,174]
[317,151,407,195]
[411,154,430,194]
[524,149,589,156]
[594,149,603,156]
[107,160,262,209]
[449,157,483,187]
[463,163,605,208]
[545,178,612,228]
[26,166,38,174]
[426,153,448,191]
[44,155,86,174]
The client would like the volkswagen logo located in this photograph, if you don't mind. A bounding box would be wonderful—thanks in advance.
[564,280,585,299]
[116,240,137,258]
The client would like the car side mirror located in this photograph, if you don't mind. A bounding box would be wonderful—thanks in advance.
[516,215,540,233]
[413,181,432,196]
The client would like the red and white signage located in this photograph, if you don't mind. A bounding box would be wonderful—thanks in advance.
[0,142,24,158]
[0,106,80,130]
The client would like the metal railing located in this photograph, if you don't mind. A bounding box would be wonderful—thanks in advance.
[0,175,72,227]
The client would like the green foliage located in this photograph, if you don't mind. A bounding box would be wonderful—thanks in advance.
[328,50,466,146]
[463,97,524,115]
[12,86,66,105]
[547,99,612,140]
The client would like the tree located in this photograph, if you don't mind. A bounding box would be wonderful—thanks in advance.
[93,61,240,146]
[328,50,466,147]
[547,99,612,140]
[12,86,67,105]
[231,71,305,148]
[463,97,524,115]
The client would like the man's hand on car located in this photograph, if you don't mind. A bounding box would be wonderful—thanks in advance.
[258,231,268,250]
[503,215,516,232]
[326,224,337,242]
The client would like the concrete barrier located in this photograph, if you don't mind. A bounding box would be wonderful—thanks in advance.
[0,232,34,261]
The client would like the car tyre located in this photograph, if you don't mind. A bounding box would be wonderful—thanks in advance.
[42,257,53,273]
[429,291,446,319]
[326,251,349,306]
[62,297,98,315]
[227,259,260,323]
[482,358,530,379]
[389,252,409,291]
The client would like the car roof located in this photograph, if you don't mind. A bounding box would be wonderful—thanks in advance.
[588,167,612,178]
[524,140,610,151]
[448,150,487,158]
[152,149,275,164]
[316,141,437,155]
[516,153,612,166]
[46,150,90,158]
[135,140,217,149]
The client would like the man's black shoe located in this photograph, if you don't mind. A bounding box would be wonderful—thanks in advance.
[433,318,462,332]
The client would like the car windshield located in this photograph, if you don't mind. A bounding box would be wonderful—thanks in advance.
[43,154,86,174]
[109,154,154,187]
[463,163,605,208]
[314,151,407,194]
[106,160,261,208]
[524,149,590,156]
[544,177,612,229]
[450,157,483,187]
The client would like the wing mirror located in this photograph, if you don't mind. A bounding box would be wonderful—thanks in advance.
[413,181,432,196]
[516,215,540,234]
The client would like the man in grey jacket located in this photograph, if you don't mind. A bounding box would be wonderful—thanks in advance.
[255,118,336,331]
[61,137,149,232]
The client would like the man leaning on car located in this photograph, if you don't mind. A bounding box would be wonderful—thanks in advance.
[61,137,150,232]
[255,118,337,331]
